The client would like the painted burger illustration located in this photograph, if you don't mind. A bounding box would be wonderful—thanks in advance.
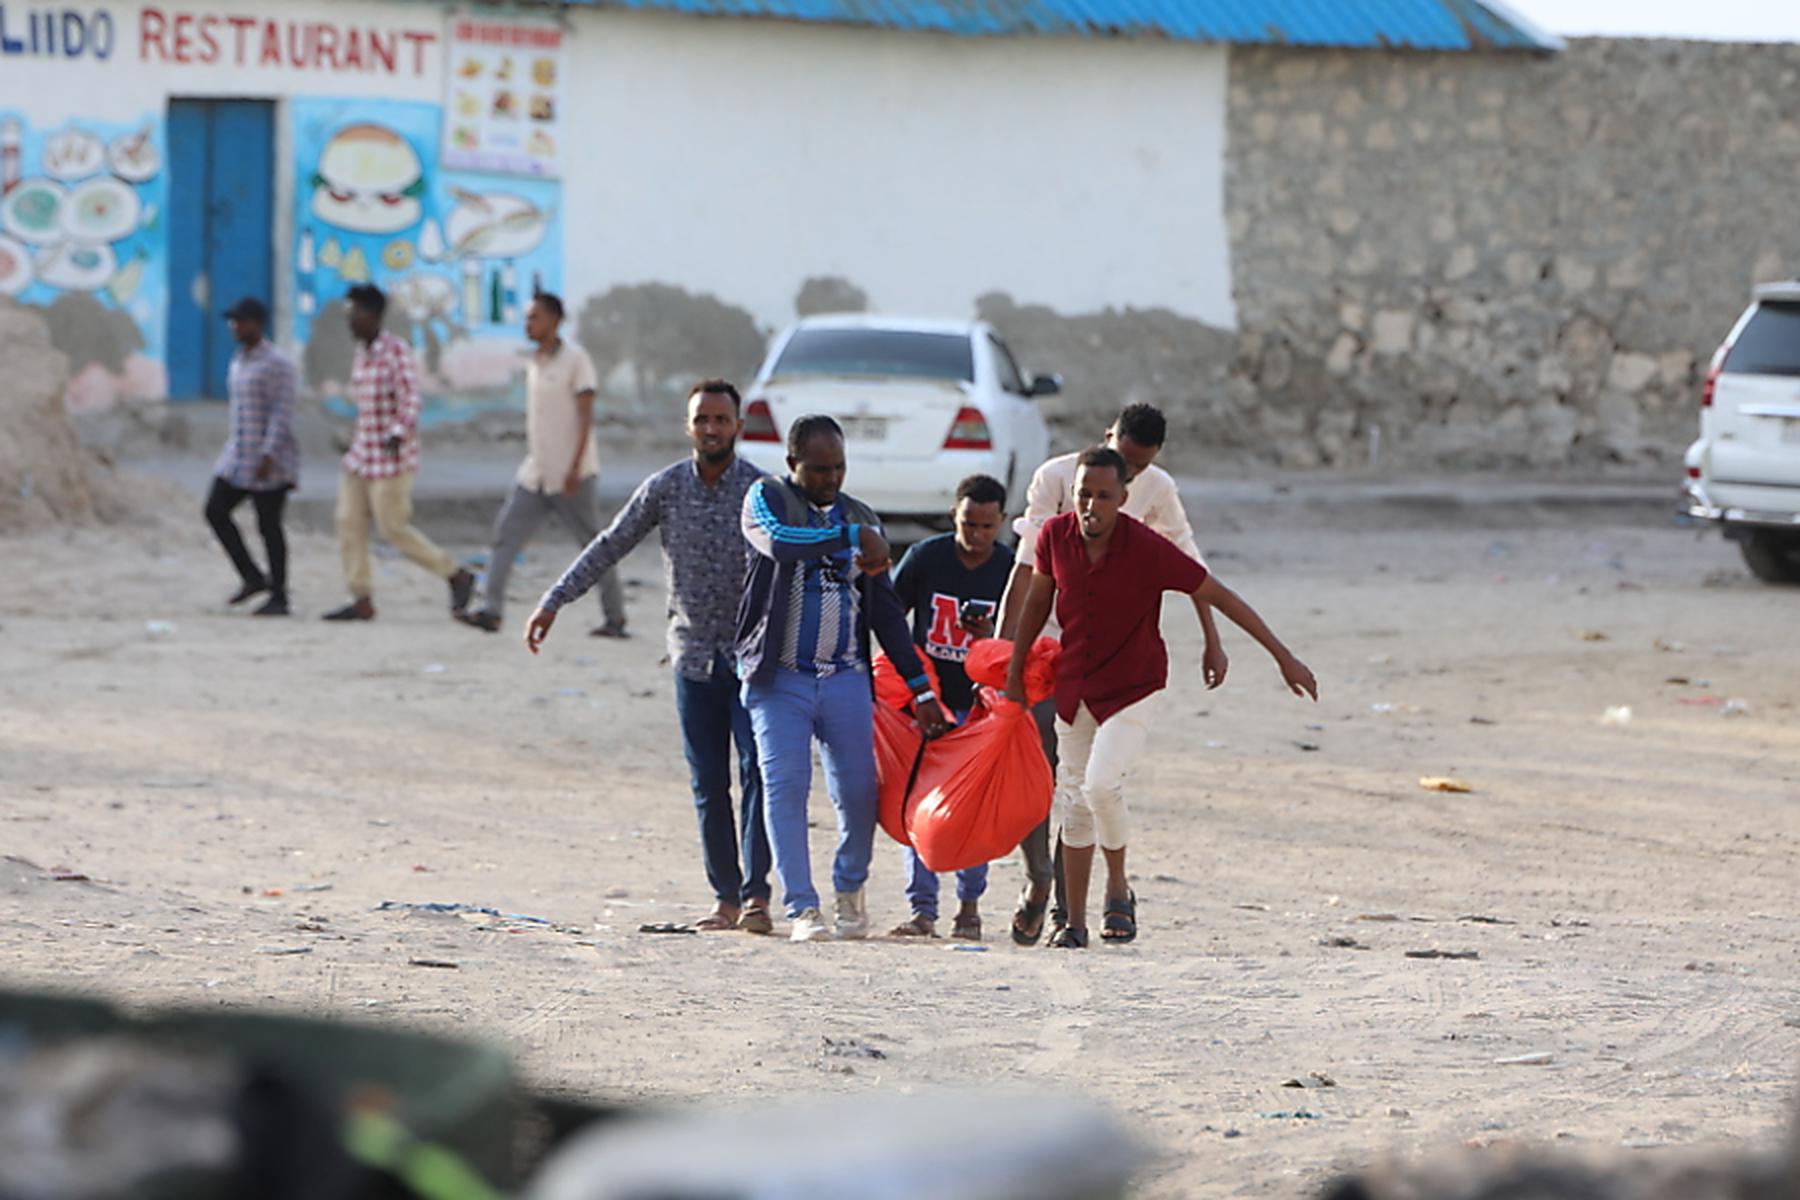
[309,124,426,236]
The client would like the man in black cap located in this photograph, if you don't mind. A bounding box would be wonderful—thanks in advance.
[205,298,299,616]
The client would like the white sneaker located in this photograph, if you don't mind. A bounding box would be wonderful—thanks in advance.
[833,889,870,940]
[789,907,833,943]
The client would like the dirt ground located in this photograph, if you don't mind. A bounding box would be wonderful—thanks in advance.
[3,493,1798,1197]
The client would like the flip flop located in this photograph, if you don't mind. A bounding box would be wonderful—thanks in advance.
[1101,889,1138,943]
[637,922,697,935]
[1047,924,1088,949]
[952,912,982,942]
[1011,889,1047,946]
[694,912,738,932]
[737,904,774,935]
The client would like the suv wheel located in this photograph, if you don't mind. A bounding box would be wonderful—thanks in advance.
[1739,530,1800,584]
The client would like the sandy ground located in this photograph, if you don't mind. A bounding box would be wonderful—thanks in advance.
[3,495,1798,1197]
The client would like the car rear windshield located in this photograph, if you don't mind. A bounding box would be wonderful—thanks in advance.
[772,329,974,383]
[1725,302,1800,376]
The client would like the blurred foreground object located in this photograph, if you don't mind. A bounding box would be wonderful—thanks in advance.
[527,1090,1142,1200]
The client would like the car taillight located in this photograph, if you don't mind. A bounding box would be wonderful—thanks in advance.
[743,399,780,443]
[1700,362,1721,409]
[942,406,991,450]
[1686,466,1701,479]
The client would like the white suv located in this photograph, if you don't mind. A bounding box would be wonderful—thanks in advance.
[1683,281,1800,583]
[738,315,1056,525]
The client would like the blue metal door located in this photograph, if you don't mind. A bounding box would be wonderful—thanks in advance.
[165,101,208,399]
[166,99,273,400]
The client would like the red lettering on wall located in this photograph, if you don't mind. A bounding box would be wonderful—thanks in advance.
[139,5,167,59]
[402,29,434,75]
[312,21,337,68]
[136,10,436,74]
[227,14,252,62]
[368,27,395,72]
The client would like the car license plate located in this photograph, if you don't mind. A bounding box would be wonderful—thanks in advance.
[840,416,888,441]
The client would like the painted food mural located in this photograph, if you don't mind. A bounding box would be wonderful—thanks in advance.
[0,112,167,363]
[291,98,561,374]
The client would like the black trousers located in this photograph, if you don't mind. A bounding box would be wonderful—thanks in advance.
[205,476,290,597]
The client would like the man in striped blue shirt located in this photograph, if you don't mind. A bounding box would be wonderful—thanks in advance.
[738,415,949,943]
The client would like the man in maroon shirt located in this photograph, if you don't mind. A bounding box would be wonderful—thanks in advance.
[1005,446,1317,948]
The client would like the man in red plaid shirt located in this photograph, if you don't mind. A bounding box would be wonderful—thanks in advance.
[323,284,475,622]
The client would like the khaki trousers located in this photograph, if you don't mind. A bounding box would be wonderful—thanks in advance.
[336,470,456,599]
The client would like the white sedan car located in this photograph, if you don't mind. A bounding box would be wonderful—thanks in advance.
[739,315,1056,526]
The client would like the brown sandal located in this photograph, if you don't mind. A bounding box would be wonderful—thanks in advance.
[1011,888,1047,946]
[694,908,739,932]
[737,903,774,935]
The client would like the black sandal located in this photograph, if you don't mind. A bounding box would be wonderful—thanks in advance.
[1101,890,1137,943]
[1047,924,1088,949]
[1011,889,1047,946]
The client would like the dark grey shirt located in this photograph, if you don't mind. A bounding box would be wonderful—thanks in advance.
[541,455,766,680]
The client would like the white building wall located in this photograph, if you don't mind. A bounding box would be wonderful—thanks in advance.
[560,11,1235,331]
[2,0,1233,411]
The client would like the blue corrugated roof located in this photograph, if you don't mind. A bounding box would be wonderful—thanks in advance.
[564,0,1562,50]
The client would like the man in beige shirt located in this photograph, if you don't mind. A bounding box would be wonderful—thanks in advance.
[998,404,1224,944]
[458,293,627,635]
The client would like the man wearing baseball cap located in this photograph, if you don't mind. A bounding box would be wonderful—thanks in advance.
[205,298,298,616]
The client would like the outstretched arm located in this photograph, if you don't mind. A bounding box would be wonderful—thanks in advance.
[1192,595,1227,689]
[1004,572,1057,704]
[1146,484,1227,689]
[525,477,660,653]
[1195,575,1317,700]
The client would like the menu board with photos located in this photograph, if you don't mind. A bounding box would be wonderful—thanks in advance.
[442,15,565,179]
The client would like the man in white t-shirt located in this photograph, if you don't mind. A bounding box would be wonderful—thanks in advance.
[997,404,1224,944]
[458,293,628,636]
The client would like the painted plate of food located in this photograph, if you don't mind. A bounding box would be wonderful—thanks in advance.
[36,241,117,291]
[107,125,161,183]
[2,180,67,246]
[0,234,34,295]
[65,176,142,243]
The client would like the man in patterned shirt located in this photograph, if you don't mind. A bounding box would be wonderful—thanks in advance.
[737,416,949,944]
[205,297,298,617]
[525,381,773,934]
[323,284,475,622]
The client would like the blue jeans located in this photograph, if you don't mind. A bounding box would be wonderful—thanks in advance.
[742,667,878,917]
[902,851,989,921]
[675,653,771,906]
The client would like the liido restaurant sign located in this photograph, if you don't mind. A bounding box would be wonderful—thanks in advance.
[0,2,439,76]
[440,15,564,178]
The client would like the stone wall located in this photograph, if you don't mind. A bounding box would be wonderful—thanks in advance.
[1223,38,1800,471]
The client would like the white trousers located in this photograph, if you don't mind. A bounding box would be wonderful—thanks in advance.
[1053,697,1153,851]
